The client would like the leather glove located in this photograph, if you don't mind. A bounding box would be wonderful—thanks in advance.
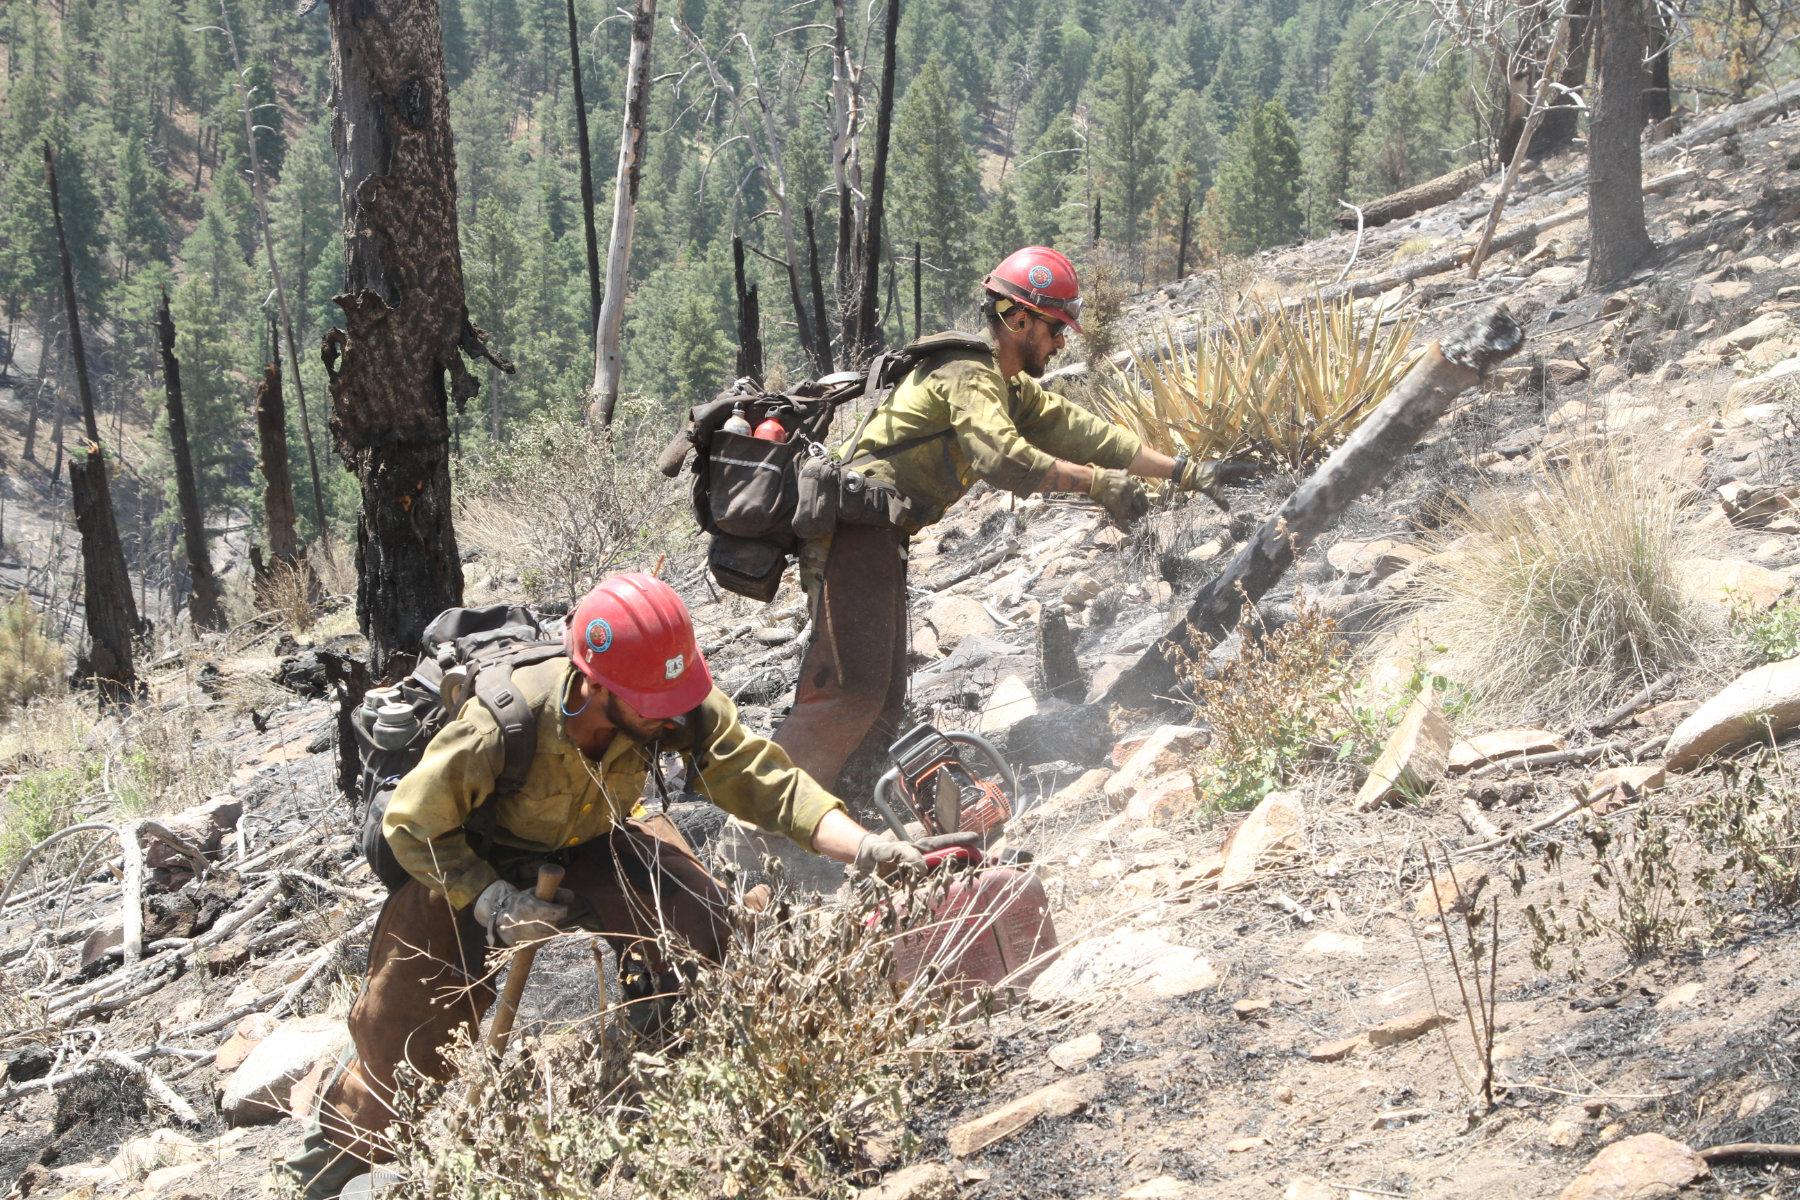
[1088,468,1150,530]
[474,879,574,946]
[852,831,982,880]
[1171,455,1261,507]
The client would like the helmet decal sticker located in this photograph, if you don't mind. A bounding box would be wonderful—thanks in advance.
[1027,264,1054,290]
[664,654,685,680]
[585,617,614,654]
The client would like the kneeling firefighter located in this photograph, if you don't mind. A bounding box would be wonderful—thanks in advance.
[773,246,1242,792]
[284,573,949,1199]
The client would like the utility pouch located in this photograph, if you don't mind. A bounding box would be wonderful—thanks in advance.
[792,446,841,540]
[708,534,788,602]
[707,429,797,539]
[836,467,918,529]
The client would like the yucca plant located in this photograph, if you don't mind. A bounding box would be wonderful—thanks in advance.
[1091,293,1417,470]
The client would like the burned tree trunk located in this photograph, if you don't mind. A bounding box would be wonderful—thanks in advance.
[70,444,141,703]
[1587,0,1655,286]
[589,0,656,427]
[1531,0,1595,158]
[848,0,900,363]
[566,0,602,336]
[732,236,764,384]
[47,141,141,697]
[254,319,301,572]
[804,206,834,375]
[155,289,225,632]
[1644,3,1673,125]
[1105,308,1524,710]
[324,0,510,675]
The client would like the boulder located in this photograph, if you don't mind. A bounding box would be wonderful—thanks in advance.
[1047,1032,1103,1071]
[1586,764,1666,813]
[1706,312,1792,355]
[1413,866,1489,918]
[1726,355,1800,404]
[1665,658,1800,770]
[1215,791,1305,890]
[923,595,996,651]
[1028,927,1215,1005]
[1448,729,1564,772]
[1327,538,1426,583]
[144,796,243,873]
[946,1075,1102,1157]
[1125,774,1196,824]
[213,1013,278,1072]
[1556,1133,1708,1200]
[1354,688,1452,810]
[218,1015,350,1127]
[975,675,1038,737]
[1678,557,1792,611]
[1307,1036,1362,1063]
[1104,726,1209,806]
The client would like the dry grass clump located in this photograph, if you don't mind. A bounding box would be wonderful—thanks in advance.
[1092,293,1416,469]
[455,412,686,602]
[1415,448,1712,722]
[393,883,975,1198]
[0,592,66,719]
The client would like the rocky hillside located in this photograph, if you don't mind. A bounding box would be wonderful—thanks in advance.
[7,84,1800,1200]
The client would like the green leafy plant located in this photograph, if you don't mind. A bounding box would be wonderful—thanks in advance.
[1730,596,1800,665]
[1692,760,1800,910]
[1184,604,1384,814]
[0,763,95,875]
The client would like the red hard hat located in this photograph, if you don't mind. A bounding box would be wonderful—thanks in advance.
[983,246,1084,334]
[565,573,714,720]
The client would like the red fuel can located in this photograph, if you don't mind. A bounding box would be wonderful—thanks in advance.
[884,847,1058,997]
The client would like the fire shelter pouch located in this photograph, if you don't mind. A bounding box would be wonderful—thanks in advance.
[707,429,796,539]
[792,447,841,541]
[708,534,787,603]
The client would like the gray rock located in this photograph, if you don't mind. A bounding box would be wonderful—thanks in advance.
[219,1015,350,1126]
[1665,657,1800,770]
[997,703,1112,769]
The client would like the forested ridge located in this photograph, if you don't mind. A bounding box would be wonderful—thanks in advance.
[0,0,1776,564]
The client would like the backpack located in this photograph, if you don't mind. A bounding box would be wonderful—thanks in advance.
[351,604,565,890]
[657,332,990,602]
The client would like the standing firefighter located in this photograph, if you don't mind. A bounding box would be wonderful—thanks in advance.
[774,246,1235,791]
[284,573,943,1199]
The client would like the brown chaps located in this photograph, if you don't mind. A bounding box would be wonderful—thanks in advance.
[773,523,910,792]
[306,816,730,1174]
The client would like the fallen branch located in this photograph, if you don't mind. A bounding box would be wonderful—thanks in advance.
[1337,161,1491,231]
[1457,791,1601,856]
[1466,739,1633,779]
[268,913,376,1019]
[1459,794,1503,841]
[1335,201,1365,286]
[120,820,145,966]
[0,822,119,912]
[1105,306,1524,708]
[99,1049,200,1125]
[1699,1142,1800,1165]
[928,527,1020,591]
[1587,673,1674,735]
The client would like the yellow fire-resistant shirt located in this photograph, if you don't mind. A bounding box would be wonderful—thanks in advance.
[842,343,1144,531]
[383,657,845,907]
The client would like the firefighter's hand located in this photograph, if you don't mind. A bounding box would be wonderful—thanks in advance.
[853,831,981,880]
[1088,468,1150,530]
[474,879,573,946]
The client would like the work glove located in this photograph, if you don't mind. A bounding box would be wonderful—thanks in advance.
[1171,455,1256,508]
[852,831,983,880]
[474,878,574,946]
[1088,468,1151,531]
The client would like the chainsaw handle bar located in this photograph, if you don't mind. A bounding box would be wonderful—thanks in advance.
[869,730,1021,841]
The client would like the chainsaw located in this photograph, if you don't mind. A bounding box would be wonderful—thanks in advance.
[869,722,1019,847]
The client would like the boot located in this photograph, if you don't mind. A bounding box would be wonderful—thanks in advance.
[279,1126,368,1200]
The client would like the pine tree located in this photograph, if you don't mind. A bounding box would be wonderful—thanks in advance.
[1212,99,1303,254]
[889,61,981,328]
[1091,33,1164,256]
[1350,71,1425,198]
[979,183,1027,270]
[1300,39,1366,234]
[107,131,170,282]
[1015,115,1083,247]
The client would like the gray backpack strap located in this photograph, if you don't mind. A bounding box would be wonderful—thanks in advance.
[470,645,566,796]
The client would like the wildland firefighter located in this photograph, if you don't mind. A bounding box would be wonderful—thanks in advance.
[773,245,1241,792]
[284,573,956,1199]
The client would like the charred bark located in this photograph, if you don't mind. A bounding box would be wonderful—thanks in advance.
[732,236,764,384]
[1105,308,1524,710]
[1644,2,1673,125]
[804,206,834,375]
[44,144,98,443]
[849,0,900,364]
[1333,162,1491,230]
[253,319,301,572]
[155,289,225,632]
[1532,0,1595,157]
[70,444,140,704]
[566,0,602,335]
[1587,0,1656,286]
[324,0,510,675]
